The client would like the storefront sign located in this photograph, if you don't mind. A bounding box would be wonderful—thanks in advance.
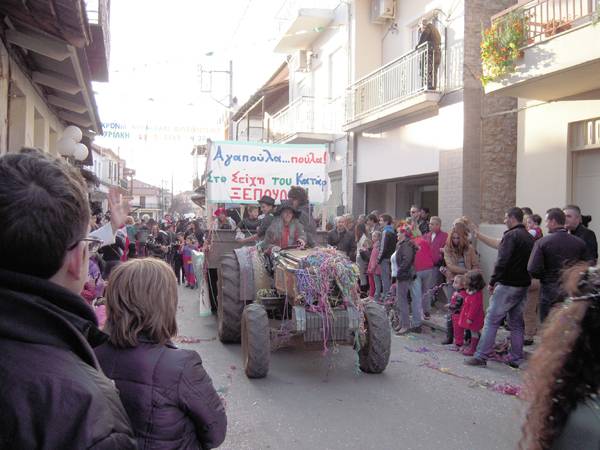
[206,141,331,205]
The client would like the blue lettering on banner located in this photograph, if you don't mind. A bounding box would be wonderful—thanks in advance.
[295,172,328,190]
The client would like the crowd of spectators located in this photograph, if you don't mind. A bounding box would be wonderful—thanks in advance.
[1,148,598,449]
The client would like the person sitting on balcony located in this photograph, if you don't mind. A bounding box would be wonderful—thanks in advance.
[416,18,441,90]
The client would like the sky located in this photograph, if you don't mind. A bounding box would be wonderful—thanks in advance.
[94,0,294,193]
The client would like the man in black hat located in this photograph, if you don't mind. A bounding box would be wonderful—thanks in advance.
[236,195,276,243]
[258,200,306,252]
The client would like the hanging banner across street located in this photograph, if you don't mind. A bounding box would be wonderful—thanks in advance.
[206,141,331,205]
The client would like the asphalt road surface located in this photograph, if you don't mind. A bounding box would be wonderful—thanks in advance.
[175,285,525,450]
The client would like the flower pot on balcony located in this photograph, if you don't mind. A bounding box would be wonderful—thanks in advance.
[543,20,572,37]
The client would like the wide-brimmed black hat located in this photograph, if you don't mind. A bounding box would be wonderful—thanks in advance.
[276,200,300,218]
[258,195,275,207]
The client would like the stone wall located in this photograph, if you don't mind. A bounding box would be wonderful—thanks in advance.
[463,0,518,224]
[438,148,464,228]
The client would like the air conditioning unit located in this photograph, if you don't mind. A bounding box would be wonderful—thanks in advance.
[371,0,395,24]
[289,49,310,72]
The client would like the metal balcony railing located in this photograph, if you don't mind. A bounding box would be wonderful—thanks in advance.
[492,0,598,46]
[345,43,438,124]
[269,96,344,142]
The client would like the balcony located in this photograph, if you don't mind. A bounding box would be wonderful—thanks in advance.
[269,96,344,144]
[86,0,111,82]
[485,0,600,101]
[344,43,443,132]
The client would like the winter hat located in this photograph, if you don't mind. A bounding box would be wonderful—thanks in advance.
[258,195,275,207]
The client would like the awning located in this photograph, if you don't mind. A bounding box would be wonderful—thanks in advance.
[274,9,335,54]
[1,0,104,134]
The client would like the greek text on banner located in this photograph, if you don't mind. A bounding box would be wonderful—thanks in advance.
[206,141,331,205]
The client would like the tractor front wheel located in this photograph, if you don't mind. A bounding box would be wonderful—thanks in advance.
[358,302,391,374]
[241,303,270,378]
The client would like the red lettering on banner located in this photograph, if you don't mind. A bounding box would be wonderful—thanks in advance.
[228,187,289,203]
[290,151,328,165]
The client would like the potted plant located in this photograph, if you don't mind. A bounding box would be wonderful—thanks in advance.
[543,19,572,37]
[480,11,528,86]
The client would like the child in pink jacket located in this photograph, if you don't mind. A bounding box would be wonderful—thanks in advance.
[368,230,383,301]
[458,270,486,356]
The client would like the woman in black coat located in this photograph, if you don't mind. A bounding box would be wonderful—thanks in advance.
[95,258,227,449]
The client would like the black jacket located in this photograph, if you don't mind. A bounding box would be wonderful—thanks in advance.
[378,227,397,263]
[337,228,357,262]
[0,269,136,450]
[528,228,588,285]
[98,234,126,262]
[571,223,598,263]
[395,239,417,281]
[490,224,534,287]
[327,228,342,247]
[96,339,227,449]
[256,213,274,239]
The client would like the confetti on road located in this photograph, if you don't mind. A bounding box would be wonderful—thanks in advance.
[420,360,523,398]
[404,346,432,353]
[172,335,217,344]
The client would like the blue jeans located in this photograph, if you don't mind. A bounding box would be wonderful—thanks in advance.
[475,284,528,362]
[397,278,422,328]
[539,281,559,323]
[380,258,391,299]
[373,274,383,301]
[411,268,434,315]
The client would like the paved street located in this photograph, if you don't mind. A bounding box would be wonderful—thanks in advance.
[176,285,525,450]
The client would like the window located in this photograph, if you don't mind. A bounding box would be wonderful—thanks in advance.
[140,196,146,208]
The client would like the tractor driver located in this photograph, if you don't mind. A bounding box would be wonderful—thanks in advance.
[288,186,316,247]
[257,200,306,253]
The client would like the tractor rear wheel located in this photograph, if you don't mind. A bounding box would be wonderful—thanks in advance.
[217,253,245,343]
[241,303,270,378]
[358,302,391,374]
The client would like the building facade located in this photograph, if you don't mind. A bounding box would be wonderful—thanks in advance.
[344,0,518,227]
[485,0,600,235]
[89,144,130,213]
[130,179,171,221]
[236,0,519,227]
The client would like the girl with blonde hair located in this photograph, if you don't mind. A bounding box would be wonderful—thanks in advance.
[95,258,227,449]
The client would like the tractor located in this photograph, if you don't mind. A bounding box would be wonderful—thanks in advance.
[217,245,391,378]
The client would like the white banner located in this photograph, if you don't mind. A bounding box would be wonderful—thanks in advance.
[206,141,331,205]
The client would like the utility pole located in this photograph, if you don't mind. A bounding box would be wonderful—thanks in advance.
[228,59,233,140]
[200,58,234,140]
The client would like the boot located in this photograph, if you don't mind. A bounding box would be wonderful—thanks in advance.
[453,317,464,347]
[462,337,479,356]
[441,315,454,345]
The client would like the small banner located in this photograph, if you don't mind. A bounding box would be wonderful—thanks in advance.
[206,141,331,205]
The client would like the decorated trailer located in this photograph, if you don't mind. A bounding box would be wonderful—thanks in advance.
[203,140,332,309]
[203,140,390,378]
